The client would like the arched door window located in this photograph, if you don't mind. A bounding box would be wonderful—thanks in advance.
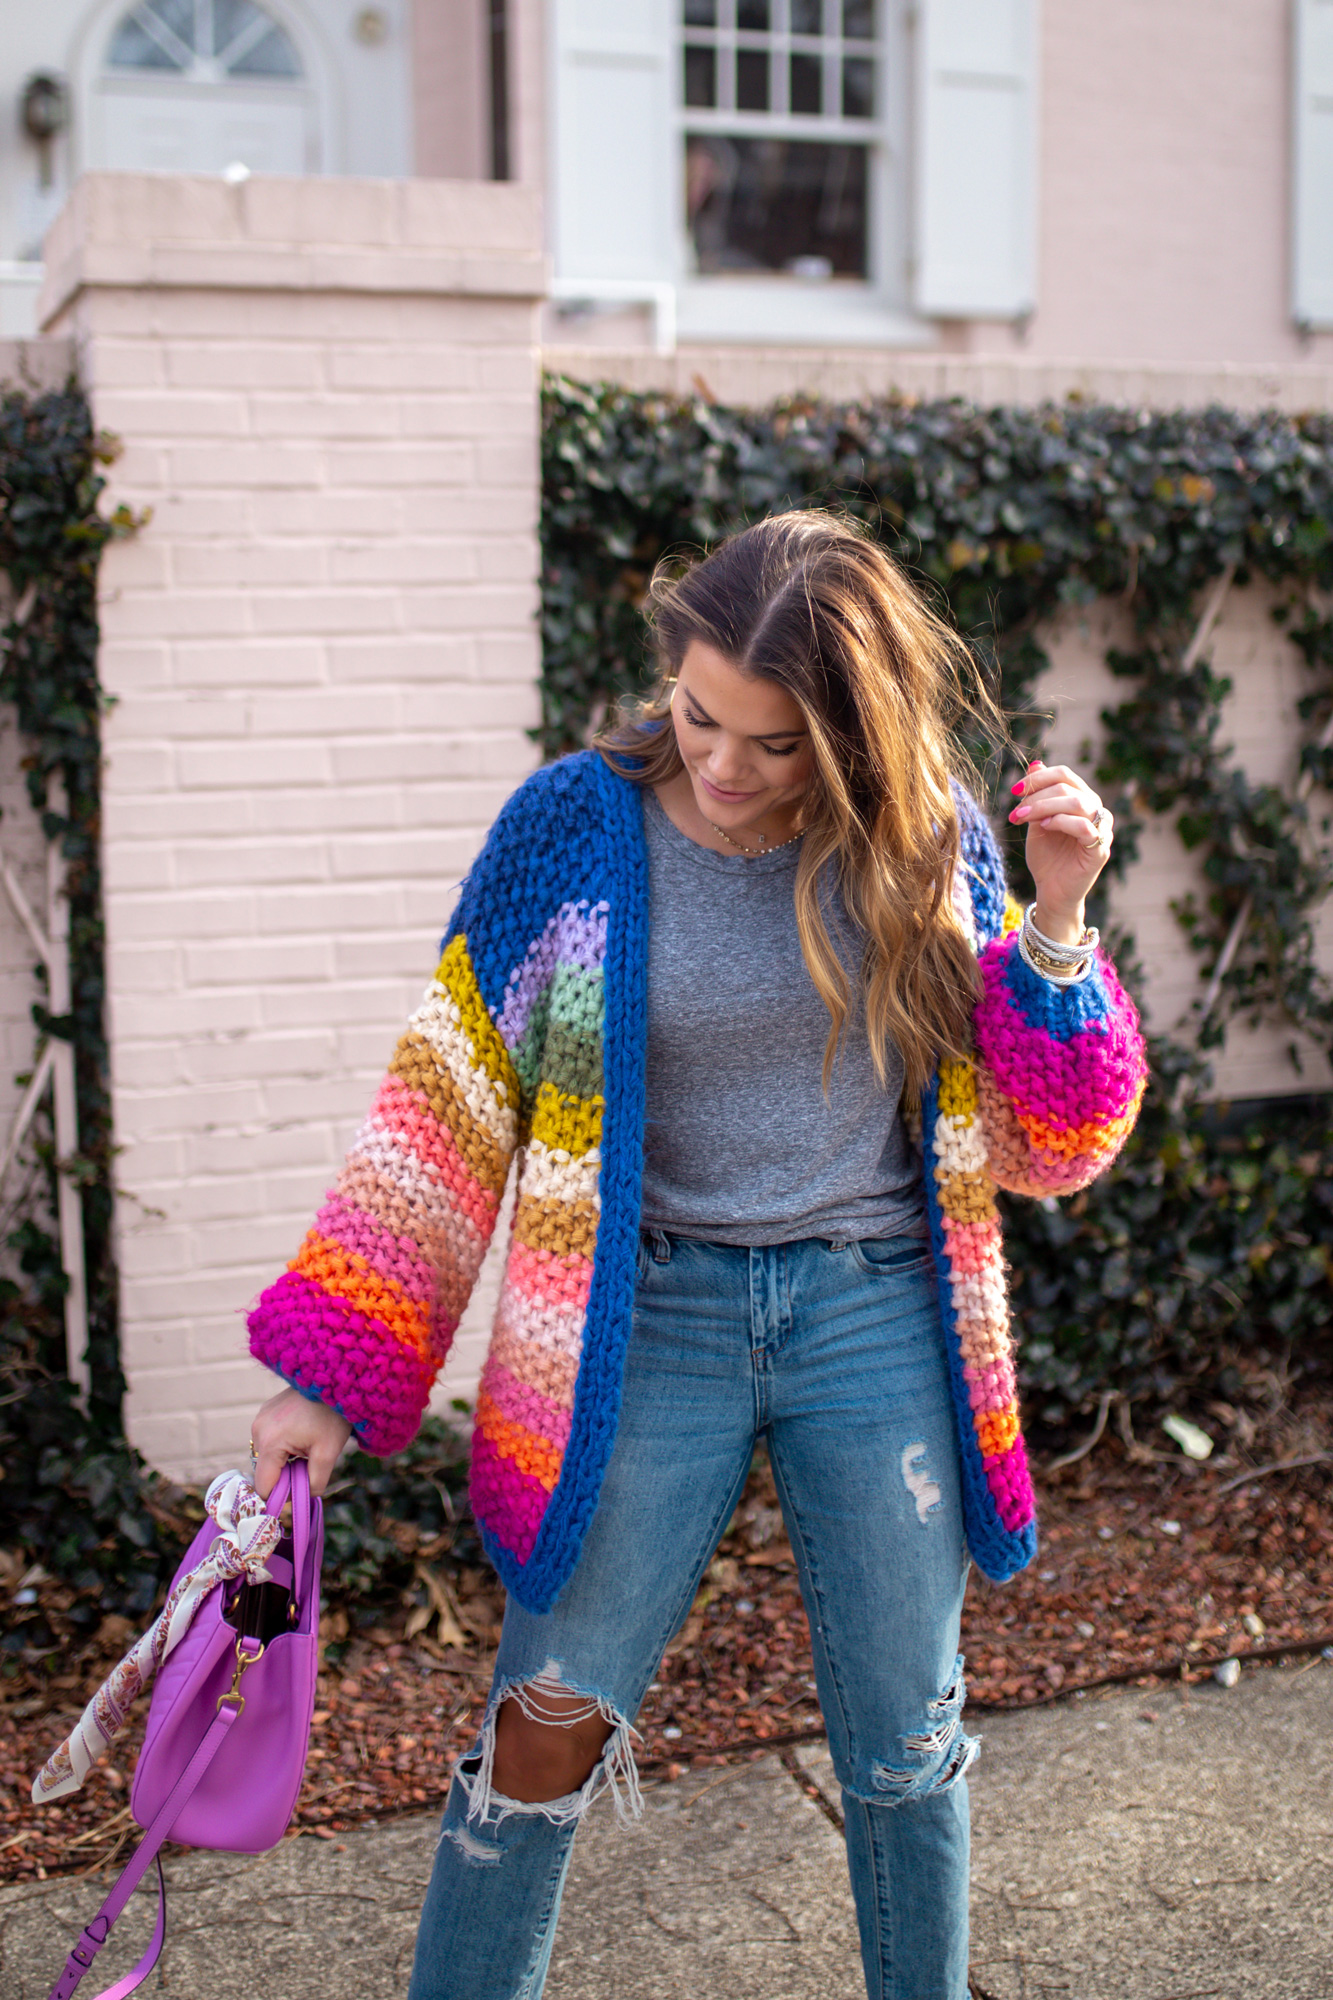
[93,0,318,175]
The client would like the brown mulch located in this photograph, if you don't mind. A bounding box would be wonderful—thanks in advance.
[3,1397,1331,1885]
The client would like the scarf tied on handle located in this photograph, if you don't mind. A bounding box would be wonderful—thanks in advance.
[31,1470,281,1805]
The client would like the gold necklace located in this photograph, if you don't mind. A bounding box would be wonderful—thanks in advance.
[705,817,804,857]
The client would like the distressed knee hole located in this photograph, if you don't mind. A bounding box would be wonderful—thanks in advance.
[463,1659,642,1832]
[855,1658,978,1805]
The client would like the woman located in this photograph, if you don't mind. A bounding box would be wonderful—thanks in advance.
[248,513,1148,2000]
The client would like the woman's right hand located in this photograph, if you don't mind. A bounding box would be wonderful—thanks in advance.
[249,1386,353,1499]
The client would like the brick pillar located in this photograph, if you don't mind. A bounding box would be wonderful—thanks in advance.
[38,173,547,1482]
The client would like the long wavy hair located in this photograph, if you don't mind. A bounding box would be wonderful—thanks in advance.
[595,512,1006,1097]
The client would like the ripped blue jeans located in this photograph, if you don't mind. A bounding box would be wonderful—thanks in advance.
[409,1231,975,2000]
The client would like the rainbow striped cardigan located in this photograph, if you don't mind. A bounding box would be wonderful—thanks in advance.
[249,751,1148,1612]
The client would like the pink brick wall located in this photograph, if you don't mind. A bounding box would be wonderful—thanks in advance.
[39,174,546,1483]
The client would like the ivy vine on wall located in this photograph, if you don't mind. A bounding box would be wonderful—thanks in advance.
[542,374,1333,1423]
[0,383,168,1619]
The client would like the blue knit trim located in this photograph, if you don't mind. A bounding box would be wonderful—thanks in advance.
[922,1070,1038,1584]
[443,751,606,1015]
[951,782,1007,948]
[1002,937,1114,1039]
[477,757,650,1614]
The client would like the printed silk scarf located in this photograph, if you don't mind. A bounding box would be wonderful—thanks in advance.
[31,1470,281,1804]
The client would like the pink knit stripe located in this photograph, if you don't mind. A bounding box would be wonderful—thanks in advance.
[313,1191,435,1306]
[248,1270,429,1456]
[940,1214,1004,1277]
[984,1440,1035,1530]
[366,1077,499,1224]
[479,1356,574,1451]
[470,1427,549,1564]
[505,1239,594,1315]
[963,1355,1018,1409]
[489,1315,580,1407]
[334,1154,488,1322]
[975,961,1148,1134]
[494,1274,588,1363]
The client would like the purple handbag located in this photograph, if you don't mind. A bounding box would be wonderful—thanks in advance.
[46,1459,323,2000]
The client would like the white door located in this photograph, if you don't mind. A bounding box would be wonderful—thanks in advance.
[97,88,310,173]
[90,0,318,176]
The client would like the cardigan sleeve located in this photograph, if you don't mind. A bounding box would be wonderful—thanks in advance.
[246,794,541,1457]
[972,927,1149,1197]
[952,790,1149,1200]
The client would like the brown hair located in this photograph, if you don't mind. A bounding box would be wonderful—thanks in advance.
[595,511,1005,1097]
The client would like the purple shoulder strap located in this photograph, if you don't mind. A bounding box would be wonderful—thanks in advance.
[46,1675,250,1999]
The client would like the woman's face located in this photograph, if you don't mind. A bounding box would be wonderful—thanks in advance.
[670,640,815,836]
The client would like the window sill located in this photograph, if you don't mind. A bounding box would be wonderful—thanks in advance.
[675,277,935,347]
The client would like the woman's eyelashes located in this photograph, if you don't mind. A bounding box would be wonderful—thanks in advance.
[682,709,802,757]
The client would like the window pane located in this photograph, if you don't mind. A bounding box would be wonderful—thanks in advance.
[107,17,184,67]
[214,0,266,55]
[789,53,822,114]
[737,0,770,28]
[148,0,197,45]
[842,0,874,38]
[684,43,717,107]
[683,0,717,23]
[229,22,302,75]
[736,48,769,110]
[685,135,868,276]
[791,0,822,31]
[842,54,873,117]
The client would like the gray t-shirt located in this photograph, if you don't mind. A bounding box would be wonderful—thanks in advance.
[640,789,927,1246]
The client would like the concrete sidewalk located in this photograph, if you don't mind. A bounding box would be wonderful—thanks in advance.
[5,1662,1330,2000]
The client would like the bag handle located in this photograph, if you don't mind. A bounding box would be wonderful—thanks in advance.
[263,1456,314,1611]
[45,1642,258,1999]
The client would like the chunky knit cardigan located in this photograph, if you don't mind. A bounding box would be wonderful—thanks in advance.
[249,751,1148,1614]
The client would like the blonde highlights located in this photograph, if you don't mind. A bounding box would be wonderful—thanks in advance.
[596,512,1006,1098]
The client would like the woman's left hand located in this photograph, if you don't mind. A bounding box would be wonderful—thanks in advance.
[1008,759,1113,942]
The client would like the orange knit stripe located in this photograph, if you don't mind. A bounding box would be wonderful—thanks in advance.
[975,1408,1021,1458]
[291,1233,432,1362]
[1015,1101,1143,1160]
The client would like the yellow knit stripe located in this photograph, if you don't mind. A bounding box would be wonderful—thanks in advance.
[436,935,521,1108]
[530,1078,604,1159]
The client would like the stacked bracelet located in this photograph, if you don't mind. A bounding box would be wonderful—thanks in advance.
[1018,903,1099,987]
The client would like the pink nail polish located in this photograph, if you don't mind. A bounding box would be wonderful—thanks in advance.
[1010,782,1026,796]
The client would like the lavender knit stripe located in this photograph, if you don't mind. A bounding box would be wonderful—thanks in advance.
[496,902,609,1050]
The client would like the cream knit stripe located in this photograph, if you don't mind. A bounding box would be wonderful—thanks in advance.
[409,983,520,1154]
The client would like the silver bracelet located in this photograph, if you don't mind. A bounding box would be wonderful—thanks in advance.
[1023,903,1099,961]
[1018,925,1093,987]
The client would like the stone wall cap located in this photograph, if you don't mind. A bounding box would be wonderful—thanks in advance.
[38,173,548,327]
[543,344,1333,414]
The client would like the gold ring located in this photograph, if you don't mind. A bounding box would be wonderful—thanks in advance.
[248,1438,257,1459]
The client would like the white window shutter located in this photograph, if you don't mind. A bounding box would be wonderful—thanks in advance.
[1294,0,1333,327]
[912,0,1039,319]
[550,0,674,283]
